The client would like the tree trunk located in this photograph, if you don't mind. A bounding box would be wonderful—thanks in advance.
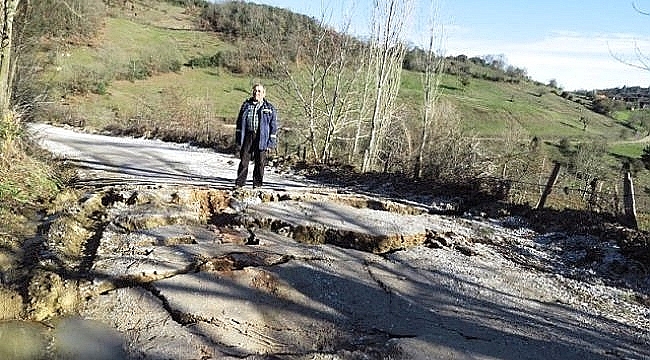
[0,0,20,116]
[415,14,443,178]
[361,0,412,172]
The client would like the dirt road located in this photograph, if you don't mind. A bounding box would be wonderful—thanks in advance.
[8,123,649,359]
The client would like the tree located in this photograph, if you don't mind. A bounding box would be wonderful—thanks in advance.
[571,141,607,192]
[610,3,650,76]
[580,115,590,131]
[0,0,20,116]
[628,109,650,135]
[591,97,615,115]
[417,99,484,183]
[361,0,414,172]
[414,0,445,178]
[260,3,366,164]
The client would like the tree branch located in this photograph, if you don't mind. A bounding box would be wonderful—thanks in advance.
[60,0,83,19]
[632,1,650,16]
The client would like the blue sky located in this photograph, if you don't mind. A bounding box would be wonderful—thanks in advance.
[246,0,650,91]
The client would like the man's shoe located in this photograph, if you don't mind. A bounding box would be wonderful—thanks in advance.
[245,236,259,245]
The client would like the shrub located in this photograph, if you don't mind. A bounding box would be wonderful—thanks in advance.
[558,137,573,157]
[104,87,233,151]
[642,145,650,171]
[419,100,488,183]
[18,0,105,40]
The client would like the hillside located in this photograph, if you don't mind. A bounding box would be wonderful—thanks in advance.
[38,1,638,142]
[46,2,622,136]
[31,0,650,222]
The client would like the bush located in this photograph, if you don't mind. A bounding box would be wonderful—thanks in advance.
[558,137,573,157]
[57,65,114,96]
[18,0,105,40]
[104,87,233,151]
[114,47,184,81]
[419,100,488,183]
[591,97,626,116]
[642,145,650,171]
[163,0,209,6]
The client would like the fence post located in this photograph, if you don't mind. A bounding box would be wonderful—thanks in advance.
[587,178,599,210]
[536,162,561,210]
[623,171,638,229]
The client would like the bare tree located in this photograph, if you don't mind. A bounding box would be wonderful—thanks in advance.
[414,0,445,178]
[251,0,413,170]
[420,99,485,182]
[349,43,375,165]
[571,141,607,194]
[495,121,528,179]
[318,32,366,163]
[609,2,650,71]
[263,3,367,164]
[361,0,414,172]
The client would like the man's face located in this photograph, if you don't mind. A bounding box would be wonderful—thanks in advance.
[253,86,265,102]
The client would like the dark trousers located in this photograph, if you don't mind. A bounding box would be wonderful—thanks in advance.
[236,131,266,187]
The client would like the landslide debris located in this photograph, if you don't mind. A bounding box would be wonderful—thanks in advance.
[1,183,648,359]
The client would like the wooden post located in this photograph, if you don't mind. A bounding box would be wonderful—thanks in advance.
[536,162,561,210]
[587,178,599,210]
[623,171,638,229]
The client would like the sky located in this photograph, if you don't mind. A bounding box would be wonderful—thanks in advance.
[245,0,650,91]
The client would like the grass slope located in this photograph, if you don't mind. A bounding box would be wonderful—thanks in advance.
[52,1,639,146]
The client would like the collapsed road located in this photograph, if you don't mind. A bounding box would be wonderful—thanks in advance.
[3,123,648,359]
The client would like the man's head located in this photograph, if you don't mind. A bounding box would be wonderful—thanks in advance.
[252,84,265,102]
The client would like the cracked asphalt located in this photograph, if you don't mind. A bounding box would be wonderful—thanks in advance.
[15,123,650,359]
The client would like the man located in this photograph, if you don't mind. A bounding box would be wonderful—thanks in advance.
[234,83,278,189]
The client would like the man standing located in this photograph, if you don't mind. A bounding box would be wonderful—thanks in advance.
[234,83,278,189]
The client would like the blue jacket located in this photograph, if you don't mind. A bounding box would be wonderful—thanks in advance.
[235,98,278,151]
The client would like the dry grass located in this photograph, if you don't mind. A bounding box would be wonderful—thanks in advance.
[0,111,60,226]
[0,112,60,214]
[0,110,64,321]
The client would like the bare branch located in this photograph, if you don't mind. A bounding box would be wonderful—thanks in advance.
[632,1,650,16]
[60,0,84,19]
[609,40,650,71]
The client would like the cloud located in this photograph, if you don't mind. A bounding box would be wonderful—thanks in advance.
[446,30,650,90]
